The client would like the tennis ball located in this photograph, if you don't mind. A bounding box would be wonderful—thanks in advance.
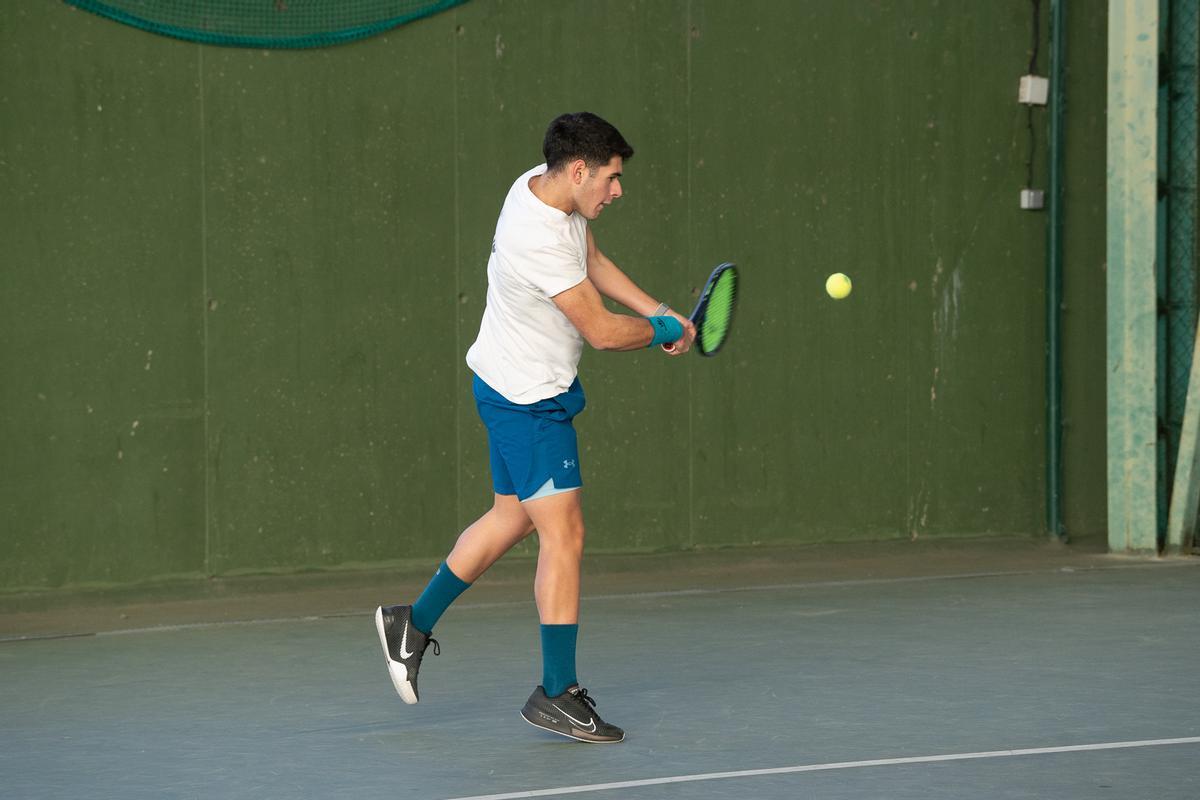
[826,272,852,300]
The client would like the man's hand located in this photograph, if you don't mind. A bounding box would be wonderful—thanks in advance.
[662,310,696,355]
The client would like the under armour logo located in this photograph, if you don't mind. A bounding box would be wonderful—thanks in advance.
[563,459,576,469]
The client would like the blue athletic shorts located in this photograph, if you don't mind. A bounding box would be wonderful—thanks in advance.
[472,375,586,501]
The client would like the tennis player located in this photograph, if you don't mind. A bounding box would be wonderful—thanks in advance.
[375,112,694,743]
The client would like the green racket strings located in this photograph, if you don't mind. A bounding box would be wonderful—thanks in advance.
[699,271,736,353]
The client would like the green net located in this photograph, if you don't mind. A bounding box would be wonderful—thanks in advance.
[64,0,469,49]
[1163,0,1199,544]
[698,267,737,356]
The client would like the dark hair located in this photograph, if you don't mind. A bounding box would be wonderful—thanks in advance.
[542,112,634,173]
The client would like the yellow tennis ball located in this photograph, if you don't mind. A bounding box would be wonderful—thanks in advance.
[826,272,852,300]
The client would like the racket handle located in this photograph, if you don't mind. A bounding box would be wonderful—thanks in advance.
[662,342,675,353]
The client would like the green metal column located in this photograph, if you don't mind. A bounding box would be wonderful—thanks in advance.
[1156,0,1171,549]
[1107,0,1161,553]
[1047,0,1067,540]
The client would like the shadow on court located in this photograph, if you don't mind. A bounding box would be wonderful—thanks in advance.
[2,537,1198,799]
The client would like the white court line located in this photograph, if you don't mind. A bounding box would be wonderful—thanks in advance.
[442,737,1200,800]
[0,568,1040,642]
[5,558,1196,642]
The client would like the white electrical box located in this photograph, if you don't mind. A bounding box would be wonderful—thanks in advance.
[1019,75,1049,105]
[1020,189,1045,210]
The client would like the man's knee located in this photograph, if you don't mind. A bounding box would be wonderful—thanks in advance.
[538,518,586,553]
[525,490,585,551]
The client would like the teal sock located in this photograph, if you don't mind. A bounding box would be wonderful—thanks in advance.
[411,561,471,635]
[540,623,579,698]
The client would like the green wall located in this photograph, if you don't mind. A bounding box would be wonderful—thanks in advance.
[0,1,1110,590]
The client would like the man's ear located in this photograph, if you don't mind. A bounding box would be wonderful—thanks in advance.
[569,158,588,184]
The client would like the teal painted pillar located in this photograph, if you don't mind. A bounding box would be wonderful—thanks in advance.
[1107,0,1161,553]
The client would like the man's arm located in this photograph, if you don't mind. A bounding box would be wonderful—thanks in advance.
[585,229,659,316]
[552,277,656,351]
[584,229,696,353]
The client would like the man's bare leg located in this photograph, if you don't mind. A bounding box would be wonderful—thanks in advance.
[375,493,533,704]
[522,489,586,624]
[517,488,624,742]
[445,493,535,583]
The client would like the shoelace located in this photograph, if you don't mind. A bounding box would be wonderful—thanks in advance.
[571,687,597,709]
[426,637,440,657]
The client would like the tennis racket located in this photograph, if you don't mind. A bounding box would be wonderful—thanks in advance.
[664,262,739,356]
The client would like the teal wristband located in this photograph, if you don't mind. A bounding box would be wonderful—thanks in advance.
[647,315,684,347]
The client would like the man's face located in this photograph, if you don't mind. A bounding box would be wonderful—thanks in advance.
[574,156,624,220]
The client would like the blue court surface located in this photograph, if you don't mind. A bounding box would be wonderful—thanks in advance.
[2,537,1197,799]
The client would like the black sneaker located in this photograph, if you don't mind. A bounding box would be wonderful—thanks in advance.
[520,685,625,743]
[374,605,439,704]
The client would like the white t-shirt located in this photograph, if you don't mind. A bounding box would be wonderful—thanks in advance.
[466,164,589,404]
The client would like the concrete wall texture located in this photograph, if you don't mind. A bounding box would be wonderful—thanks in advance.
[0,1,1109,590]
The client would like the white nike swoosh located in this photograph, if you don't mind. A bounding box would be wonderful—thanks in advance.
[552,703,597,733]
[398,621,415,660]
